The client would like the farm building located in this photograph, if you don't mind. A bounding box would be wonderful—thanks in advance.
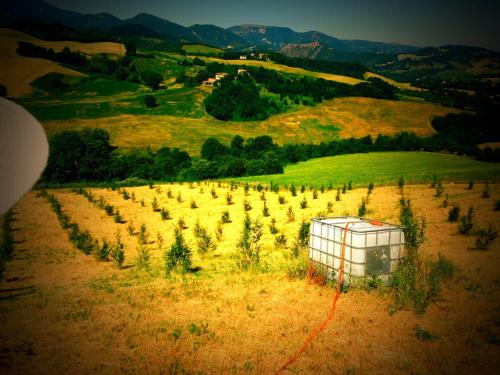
[239,55,247,60]
[215,72,228,80]
[237,69,248,75]
[202,78,217,86]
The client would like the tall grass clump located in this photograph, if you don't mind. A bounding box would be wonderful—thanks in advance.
[236,216,263,270]
[165,229,192,274]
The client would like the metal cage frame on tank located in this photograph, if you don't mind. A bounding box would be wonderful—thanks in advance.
[309,216,405,283]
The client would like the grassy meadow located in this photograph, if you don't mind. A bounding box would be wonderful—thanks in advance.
[238,152,500,188]
[182,44,224,54]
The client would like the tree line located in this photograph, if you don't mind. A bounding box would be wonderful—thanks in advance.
[41,125,499,184]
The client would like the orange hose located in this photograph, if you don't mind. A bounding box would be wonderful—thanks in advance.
[275,221,355,374]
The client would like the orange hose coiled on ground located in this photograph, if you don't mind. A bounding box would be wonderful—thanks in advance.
[275,221,355,374]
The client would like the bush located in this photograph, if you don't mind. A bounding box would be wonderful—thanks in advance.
[291,220,310,258]
[475,224,498,250]
[211,188,218,199]
[278,195,286,205]
[368,182,374,195]
[226,193,233,205]
[190,199,198,209]
[165,229,192,274]
[243,200,252,211]
[336,189,341,201]
[262,202,270,217]
[290,184,297,196]
[434,181,444,197]
[458,207,474,235]
[358,197,367,217]
[467,180,474,190]
[221,211,231,224]
[136,242,151,269]
[448,205,460,222]
[274,230,287,249]
[398,176,405,190]
[176,217,187,230]
[300,196,308,209]
[236,216,263,270]
[269,217,278,234]
[495,200,500,211]
[112,231,125,269]
[287,206,295,222]
[96,239,111,261]
[160,208,170,220]
[113,211,124,224]
[144,94,158,108]
[312,190,318,199]
[342,184,347,194]
[215,221,223,242]
[138,224,149,245]
[197,229,216,257]
[151,197,159,212]
[482,183,490,199]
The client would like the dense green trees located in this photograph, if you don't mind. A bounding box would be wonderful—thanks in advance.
[144,95,158,107]
[204,76,271,120]
[140,70,163,90]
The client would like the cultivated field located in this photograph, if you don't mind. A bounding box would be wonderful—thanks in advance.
[0,28,125,97]
[239,152,500,188]
[39,97,460,153]
[1,182,499,374]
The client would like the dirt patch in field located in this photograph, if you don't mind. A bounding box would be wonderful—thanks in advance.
[0,183,499,374]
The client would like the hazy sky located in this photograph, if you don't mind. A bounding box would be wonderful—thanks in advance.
[47,0,500,50]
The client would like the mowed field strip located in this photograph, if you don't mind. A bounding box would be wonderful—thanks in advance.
[41,97,460,153]
[238,152,500,188]
[1,182,499,373]
[0,28,125,97]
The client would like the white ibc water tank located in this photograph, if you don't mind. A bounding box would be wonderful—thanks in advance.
[309,217,405,281]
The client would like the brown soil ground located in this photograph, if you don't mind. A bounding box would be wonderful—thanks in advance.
[0,183,499,374]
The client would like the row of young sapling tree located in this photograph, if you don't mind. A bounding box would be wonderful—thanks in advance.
[38,190,125,268]
[110,182,318,273]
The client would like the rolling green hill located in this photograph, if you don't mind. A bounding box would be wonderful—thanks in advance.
[236,152,500,188]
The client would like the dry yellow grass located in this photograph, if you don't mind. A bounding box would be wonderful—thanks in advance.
[1,183,499,374]
[197,56,365,85]
[364,72,423,91]
[0,28,125,97]
[42,97,460,153]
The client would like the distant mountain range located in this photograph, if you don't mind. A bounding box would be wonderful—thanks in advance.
[2,0,499,83]
[0,0,418,53]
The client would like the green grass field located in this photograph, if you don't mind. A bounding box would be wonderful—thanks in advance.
[182,44,224,54]
[237,152,500,188]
